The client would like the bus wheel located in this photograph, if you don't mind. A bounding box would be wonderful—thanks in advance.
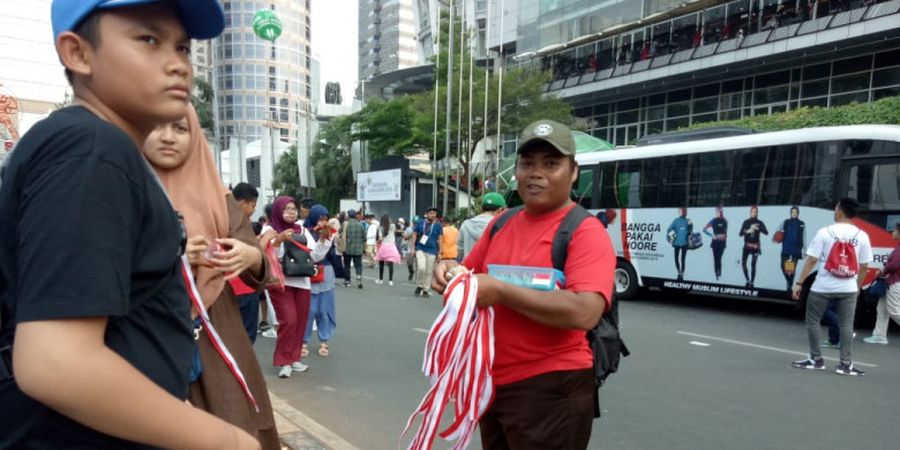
[615,260,638,300]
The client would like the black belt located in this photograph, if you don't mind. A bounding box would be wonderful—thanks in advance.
[0,344,12,382]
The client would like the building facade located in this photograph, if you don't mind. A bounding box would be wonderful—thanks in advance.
[359,0,420,80]
[484,0,900,148]
[213,0,314,196]
[0,0,69,154]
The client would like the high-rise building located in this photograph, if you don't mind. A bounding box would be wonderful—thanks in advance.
[213,0,314,194]
[191,40,214,87]
[359,0,420,80]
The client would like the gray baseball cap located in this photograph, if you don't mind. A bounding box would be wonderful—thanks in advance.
[516,120,575,156]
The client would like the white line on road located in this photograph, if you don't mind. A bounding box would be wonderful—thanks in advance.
[689,341,711,347]
[677,331,879,368]
[413,328,429,334]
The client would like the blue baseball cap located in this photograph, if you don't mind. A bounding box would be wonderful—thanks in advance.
[52,0,225,41]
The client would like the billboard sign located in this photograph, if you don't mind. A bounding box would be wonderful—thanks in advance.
[357,169,402,202]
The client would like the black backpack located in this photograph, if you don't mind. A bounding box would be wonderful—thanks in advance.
[488,205,630,417]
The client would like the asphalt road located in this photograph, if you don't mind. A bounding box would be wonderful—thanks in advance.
[254,275,898,450]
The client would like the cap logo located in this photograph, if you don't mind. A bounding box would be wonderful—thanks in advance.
[534,123,553,137]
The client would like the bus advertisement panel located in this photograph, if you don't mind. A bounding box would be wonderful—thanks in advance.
[604,205,895,301]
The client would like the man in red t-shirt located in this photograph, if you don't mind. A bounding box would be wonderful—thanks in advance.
[433,120,615,449]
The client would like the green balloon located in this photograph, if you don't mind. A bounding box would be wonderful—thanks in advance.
[253,9,283,41]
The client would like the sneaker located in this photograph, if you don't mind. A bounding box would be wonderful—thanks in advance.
[261,329,277,339]
[414,288,422,297]
[791,358,826,370]
[375,279,384,285]
[820,340,840,349]
[421,290,431,298]
[343,281,351,287]
[258,321,270,332]
[358,283,363,289]
[863,335,889,345]
[291,362,309,373]
[834,362,865,376]
[408,274,414,281]
[389,281,394,286]
[278,366,292,378]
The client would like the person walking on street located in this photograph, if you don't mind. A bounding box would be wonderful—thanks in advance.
[375,214,402,285]
[439,217,460,262]
[433,120,615,450]
[230,182,263,343]
[261,197,330,378]
[863,222,900,344]
[459,193,507,260]
[791,198,872,376]
[303,205,337,358]
[341,209,366,289]
[365,215,379,268]
[0,1,260,448]
[412,208,443,297]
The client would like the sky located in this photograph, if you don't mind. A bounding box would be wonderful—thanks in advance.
[311,0,359,106]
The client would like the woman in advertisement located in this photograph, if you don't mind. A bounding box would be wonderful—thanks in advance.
[776,206,806,292]
[703,207,728,281]
[667,207,693,281]
[739,206,768,288]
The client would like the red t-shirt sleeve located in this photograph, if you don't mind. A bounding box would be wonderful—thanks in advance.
[564,217,616,309]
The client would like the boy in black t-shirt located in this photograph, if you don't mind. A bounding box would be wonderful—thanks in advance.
[0,1,259,448]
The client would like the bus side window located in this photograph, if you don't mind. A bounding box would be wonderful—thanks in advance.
[733,146,770,206]
[759,144,813,206]
[658,155,690,208]
[689,151,734,207]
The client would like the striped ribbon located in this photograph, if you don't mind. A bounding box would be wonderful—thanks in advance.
[180,255,259,412]
[401,271,495,450]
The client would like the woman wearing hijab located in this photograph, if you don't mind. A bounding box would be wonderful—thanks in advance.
[375,214,402,285]
[302,205,337,358]
[142,105,280,449]
[260,197,332,378]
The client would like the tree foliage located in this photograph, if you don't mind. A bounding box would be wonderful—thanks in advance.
[311,116,356,211]
[191,77,215,130]
[272,145,301,198]
[684,95,900,132]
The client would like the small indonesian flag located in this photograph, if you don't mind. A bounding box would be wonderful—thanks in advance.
[531,272,552,288]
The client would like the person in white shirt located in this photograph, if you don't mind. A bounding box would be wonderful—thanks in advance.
[365,215,379,268]
[260,197,332,378]
[791,198,872,376]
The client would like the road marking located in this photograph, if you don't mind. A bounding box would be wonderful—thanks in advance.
[413,328,429,334]
[677,331,879,368]
[689,341,711,347]
[269,391,360,450]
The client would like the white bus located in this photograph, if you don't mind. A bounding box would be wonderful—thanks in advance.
[573,125,900,304]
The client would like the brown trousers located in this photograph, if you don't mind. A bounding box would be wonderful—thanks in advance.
[479,368,596,450]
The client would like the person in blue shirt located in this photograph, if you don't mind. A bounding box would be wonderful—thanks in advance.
[778,206,806,291]
[411,207,443,297]
[703,206,728,281]
[667,207,693,281]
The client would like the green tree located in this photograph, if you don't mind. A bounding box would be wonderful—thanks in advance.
[311,116,356,211]
[272,145,301,198]
[683,95,900,132]
[191,77,215,130]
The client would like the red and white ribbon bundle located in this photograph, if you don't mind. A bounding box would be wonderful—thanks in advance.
[401,271,495,450]
[180,255,259,412]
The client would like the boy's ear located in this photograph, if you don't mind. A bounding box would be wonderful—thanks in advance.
[56,32,93,78]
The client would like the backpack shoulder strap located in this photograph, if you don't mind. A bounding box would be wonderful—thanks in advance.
[488,206,523,240]
[550,205,593,272]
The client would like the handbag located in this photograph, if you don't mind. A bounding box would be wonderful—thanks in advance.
[311,263,326,283]
[687,232,703,250]
[282,235,316,277]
